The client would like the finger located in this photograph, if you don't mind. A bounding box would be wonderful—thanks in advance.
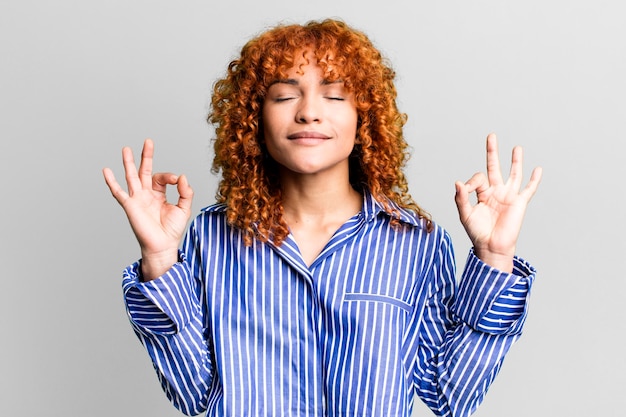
[520,166,543,201]
[138,139,154,189]
[102,167,129,206]
[455,173,489,222]
[507,145,524,191]
[454,181,472,221]
[464,172,490,196]
[122,146,141,194]
[485,133,504,186]
[176,174,194,213]
[152,172,179,194]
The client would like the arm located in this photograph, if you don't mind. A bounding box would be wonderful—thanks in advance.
[104,140,214,414]
[412,233,536,417]
[122,224,215,416]
[411,135,541,415]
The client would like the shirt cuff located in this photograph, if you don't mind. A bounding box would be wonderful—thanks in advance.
[452,250,537,335]
[122,251,197,336]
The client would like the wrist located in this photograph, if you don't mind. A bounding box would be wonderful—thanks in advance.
[140,249,179,281]
[474,247,515,273]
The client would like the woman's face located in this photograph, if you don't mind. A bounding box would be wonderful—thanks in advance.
[262,54,358,180]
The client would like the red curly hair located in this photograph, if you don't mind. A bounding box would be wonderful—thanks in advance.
[209,18,431,246]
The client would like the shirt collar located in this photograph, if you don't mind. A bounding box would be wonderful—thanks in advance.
[202,189,424,228]
[361,189,423,228]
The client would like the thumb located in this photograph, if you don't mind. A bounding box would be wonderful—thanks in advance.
[454,181,471,222]
[176,174,194,213]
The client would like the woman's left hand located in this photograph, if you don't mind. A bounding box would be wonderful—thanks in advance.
[455,133,542,272]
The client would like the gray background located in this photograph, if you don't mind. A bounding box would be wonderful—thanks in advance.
[1,0,624,416]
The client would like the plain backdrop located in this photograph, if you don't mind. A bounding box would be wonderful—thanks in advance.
[1,1,624,416]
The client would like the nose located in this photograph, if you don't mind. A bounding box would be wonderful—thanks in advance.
[295,96,321,123]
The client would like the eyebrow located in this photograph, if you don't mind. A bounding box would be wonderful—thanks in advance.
[270,78,344,86]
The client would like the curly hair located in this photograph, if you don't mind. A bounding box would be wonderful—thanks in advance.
[208,18,432,246]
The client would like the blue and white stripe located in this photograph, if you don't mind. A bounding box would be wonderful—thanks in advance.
[122,190,536,417]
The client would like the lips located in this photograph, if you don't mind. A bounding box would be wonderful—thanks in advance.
[287,131,330,140]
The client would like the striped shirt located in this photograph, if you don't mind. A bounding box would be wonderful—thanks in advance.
[122,190,536,417]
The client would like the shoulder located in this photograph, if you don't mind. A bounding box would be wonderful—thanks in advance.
[393,212,454,259]
[370,194,448,242]
[188,203,229,230]
[370,200,451,252]
[406,217,452,248]
[200,203,227,215]
[185,203,244,247]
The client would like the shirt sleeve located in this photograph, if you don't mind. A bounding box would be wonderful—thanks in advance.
[411,232,537,417]
[123,255,197,336]
[121,220,214,416]
[452,249,536,335]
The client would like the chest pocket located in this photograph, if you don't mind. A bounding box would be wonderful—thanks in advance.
[343,293,412,314]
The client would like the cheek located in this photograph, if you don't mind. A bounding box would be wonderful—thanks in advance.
[261,106,285,136]
[261,111,277,146]
[343,111,359,138]
[261,118,281,157]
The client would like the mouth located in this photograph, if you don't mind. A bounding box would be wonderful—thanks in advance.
[287,131,330,140]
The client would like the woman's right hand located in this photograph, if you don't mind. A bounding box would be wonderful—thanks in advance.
[103,139,194,281]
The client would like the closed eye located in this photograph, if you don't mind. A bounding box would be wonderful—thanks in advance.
[273,96,295,102]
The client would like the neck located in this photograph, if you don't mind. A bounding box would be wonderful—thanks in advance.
[280,171,362,224]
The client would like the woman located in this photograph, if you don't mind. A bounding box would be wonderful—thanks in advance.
[103,18,542,417]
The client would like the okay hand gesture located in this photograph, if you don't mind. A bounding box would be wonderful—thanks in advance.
[455,133,542,272]
[103,139,194,280]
